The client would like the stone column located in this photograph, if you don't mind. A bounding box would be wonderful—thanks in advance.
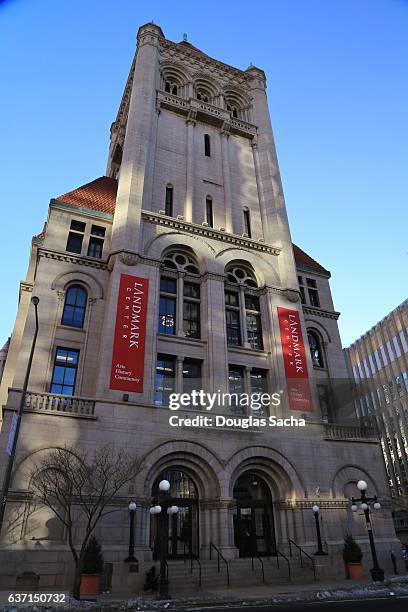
[205,274,229,399]
[239,286,249,348]
[251,140,269,242]
[176,273,184,336]
[176,356,184,394]
[216,499,237,559]
[185,114,196,222]
[246,65,297,290]
[219,126,233,233]
[111,23,162,255]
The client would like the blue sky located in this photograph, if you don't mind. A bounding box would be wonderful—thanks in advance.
[0,0,406,347]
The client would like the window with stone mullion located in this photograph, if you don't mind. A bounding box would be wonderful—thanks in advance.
[245,294,263,350]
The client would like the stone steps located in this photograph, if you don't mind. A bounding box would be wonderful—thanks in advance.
[164,557,317,592]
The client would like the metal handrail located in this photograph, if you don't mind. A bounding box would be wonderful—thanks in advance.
[182,543,201,587]
[209,542,230,586]
[191,556,202,587]
[275,548,291,582]
[288,539,316,580]
[250,554,265,583]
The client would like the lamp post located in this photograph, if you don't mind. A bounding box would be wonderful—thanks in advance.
[124,501,138,563]
[351,480,384,582]
[312,505,327,555]
[150,479,179,599]
[0,296,39,536]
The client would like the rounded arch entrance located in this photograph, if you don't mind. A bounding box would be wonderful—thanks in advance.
[233,471,276,557]
[150,468,199,559]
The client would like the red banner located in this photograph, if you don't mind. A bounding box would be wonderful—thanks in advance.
[110,274,149,393]
[277,307,312,411]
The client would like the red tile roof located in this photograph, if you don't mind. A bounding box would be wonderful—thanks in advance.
[55,176,118,215]
[53,176,328,273]
[293,244,329,274]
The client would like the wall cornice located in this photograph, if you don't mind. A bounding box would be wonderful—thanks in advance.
[38,248,109,270]
[302,305,340,320]
[141,211,281,255]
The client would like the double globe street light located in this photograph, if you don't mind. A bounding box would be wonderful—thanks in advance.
[351,480,384,582]
[150,479,179,598]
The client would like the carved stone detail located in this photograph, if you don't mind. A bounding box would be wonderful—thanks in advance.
[119,252,139,266]
[283,289,300,303]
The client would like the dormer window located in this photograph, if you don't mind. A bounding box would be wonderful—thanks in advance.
[66,220,85,254]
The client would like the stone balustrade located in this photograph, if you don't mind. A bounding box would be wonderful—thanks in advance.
[324,423,378,442]
[23,390,96,417]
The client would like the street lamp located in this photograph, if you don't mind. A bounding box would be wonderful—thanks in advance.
[150,479,179,598]
[312,505,327,556]
[351,479,384,581]
[124,501,138,564]
[0,296,40,536]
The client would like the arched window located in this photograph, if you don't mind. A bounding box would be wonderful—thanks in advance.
[62,285,87,328]
[227,104,238,118]
[165,185,173,216]
[225,265,262,350]
[204,134,211,157]
[165,81,178,96]
[158,251,201,338]
[308,330,324,368]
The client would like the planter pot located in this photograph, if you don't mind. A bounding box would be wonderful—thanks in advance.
[80,574,100,597]
[347,562,363,580]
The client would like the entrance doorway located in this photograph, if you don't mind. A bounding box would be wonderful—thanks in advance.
[150,469,199,559]
[233,472,276,557]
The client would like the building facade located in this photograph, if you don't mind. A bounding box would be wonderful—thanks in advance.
[0,23,399,589]
[344,299,408,541]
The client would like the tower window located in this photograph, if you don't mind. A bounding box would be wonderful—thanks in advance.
[66,220,85,254]
[206,197,213,227]
[243,209,252,238]
[50,347,79,396]
[165,186,173,216]
[227,104,238,118]
[87,225,105,259]
[165,81,178,95]
[306,278,320,307]
[204,134,211,157]
[62,285,87,328]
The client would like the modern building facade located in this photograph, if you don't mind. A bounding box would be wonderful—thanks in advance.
[0,23,399,589]
[344,299,408,541]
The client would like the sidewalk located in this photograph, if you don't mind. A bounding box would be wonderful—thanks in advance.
[1,576,408,611]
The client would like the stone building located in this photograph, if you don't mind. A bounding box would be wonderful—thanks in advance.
[344,299,408,541]
[0,23,399,590]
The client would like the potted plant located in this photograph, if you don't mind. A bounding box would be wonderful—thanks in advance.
[80,535,104,597]
[343,534,363,580]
